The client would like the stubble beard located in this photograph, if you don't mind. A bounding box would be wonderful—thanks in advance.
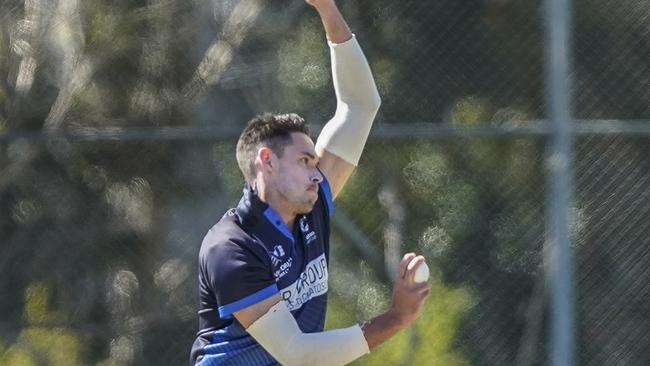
[275,184,315,216]
[292,193,317,215]
[296,200,316,215]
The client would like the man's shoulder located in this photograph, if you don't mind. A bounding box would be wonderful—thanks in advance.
[199,209,264,261]
[202,208,245,240]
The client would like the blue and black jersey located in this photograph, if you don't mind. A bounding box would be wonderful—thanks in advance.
[190,178,334,365]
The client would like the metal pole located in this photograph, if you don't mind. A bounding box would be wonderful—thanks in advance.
[544,0,575,365]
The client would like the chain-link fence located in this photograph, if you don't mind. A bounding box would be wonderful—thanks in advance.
[1,0,650,365]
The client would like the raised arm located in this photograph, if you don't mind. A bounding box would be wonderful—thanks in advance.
[307,0,352,43]
[308,0,382,199]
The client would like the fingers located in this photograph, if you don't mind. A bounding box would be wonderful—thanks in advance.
[411,281,430,295]
[404,255,425,284]
[416,284,430,298]
[398,253,416,280]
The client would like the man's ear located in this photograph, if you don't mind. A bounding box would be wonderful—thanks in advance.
[255,147,274,173]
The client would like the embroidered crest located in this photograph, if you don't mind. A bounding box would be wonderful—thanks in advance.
[299,217,310,233]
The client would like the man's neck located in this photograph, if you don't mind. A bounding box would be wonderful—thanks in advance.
[266,199,296,230]
[253,180,296,229]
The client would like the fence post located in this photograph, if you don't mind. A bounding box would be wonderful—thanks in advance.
[544,0,575,365]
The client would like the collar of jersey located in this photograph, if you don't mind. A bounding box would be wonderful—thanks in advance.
[235,183,295,243]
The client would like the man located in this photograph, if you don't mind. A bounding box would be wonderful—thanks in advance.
[190,1,430,365]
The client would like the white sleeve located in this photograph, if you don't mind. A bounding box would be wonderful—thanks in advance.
[316,35,381,166]
[246,300,370,366]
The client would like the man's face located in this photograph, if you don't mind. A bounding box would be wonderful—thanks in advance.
[269,132,322,214]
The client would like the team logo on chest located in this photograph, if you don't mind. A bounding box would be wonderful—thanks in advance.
[299,216,317,245]
[300,217,309,233]
[270,245,293,280]
[270,245,285,266]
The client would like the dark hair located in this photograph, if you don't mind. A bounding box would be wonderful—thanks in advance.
[236,113,310,181]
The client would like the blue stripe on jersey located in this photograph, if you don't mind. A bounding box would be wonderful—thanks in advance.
[199,323,280,366]
[320,175,334,215]
[263,207,294,242]
[218,283,279,317]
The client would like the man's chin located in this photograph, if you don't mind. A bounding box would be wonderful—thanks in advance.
[297,201,316,214]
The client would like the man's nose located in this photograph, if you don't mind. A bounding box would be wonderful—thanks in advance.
[311,169,323,184]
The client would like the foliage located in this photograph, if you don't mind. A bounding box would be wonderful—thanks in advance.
[1,0,649,364]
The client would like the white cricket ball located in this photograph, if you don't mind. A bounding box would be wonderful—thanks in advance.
[409,260,430,283]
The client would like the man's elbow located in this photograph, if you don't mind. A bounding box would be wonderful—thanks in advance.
[353,89,381,118]
[368,88,381,114]
[365,93,382,121]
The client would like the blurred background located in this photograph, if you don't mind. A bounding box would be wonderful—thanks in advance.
[1,0,650,365]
